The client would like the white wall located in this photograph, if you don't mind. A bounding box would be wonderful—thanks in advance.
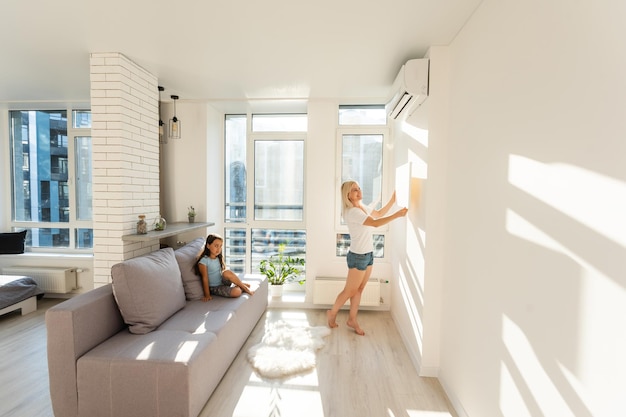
[159,101,221,248]
[388,47,451,377]
[439,0,626,415]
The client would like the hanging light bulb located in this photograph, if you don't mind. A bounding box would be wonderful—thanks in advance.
[158,86,167,144]
[169,95,181,139]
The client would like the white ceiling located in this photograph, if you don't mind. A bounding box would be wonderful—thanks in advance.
[0,0,482,107]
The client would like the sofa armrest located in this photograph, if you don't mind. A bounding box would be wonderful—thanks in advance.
[46,284,126,417]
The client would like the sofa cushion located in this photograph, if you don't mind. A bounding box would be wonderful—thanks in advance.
[174,237,205,300]
[77,329,219,417]
[111,247,186,334]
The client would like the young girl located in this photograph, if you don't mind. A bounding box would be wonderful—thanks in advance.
[327,180,408,335]
[195,233,254,301]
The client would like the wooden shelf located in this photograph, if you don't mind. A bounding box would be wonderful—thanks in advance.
[122,222,214,242]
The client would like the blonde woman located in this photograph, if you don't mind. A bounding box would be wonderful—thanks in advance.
[327,180,408,335]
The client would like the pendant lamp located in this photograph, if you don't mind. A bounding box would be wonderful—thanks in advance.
[169,95,181,139]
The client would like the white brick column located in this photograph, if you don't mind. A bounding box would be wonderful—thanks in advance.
[90,52,160,287]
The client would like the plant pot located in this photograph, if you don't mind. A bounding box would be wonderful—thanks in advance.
[188,216,195,223]
[270,284,283,297]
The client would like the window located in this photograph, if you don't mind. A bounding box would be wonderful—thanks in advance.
[341,133,384,210]
[336,105,389,258]
[338,104,387,126]
[336,233,385,258]
[9,109,92,250]
[224,114,307,275]
[254,140,304,221]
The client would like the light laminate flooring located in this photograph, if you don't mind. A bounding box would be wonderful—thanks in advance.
[0,298,63,417]
[199,308,458,417]
[0,300,457,417]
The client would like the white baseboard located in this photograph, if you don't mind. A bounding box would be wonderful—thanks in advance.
[438,375,469,417]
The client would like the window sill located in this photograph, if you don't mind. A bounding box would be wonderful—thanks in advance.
[0,252,93,259]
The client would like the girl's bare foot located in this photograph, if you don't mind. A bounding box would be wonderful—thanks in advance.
[347,318,365,336]
[241,283,254,295]
[327,310,338,328]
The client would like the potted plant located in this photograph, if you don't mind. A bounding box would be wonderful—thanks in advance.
[259,244,305,297]
[154,214,167,231]
[187,206,196,223]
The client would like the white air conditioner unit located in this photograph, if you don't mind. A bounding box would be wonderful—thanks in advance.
[386,58,430,120]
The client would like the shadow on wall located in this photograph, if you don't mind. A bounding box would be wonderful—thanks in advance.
[495,154,626,416]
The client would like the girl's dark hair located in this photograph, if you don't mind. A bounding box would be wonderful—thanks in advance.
[194,233,226,274]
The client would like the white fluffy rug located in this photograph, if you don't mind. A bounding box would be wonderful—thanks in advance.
[247,320,331,379]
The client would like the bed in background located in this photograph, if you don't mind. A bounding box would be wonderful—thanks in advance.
[0,275,44,316]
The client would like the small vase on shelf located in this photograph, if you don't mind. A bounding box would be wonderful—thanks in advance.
[154,215,167,231]
[136,215,148,234]
[188,216,195,223]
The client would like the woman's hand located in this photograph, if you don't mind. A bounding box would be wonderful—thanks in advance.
[202,295,212,302]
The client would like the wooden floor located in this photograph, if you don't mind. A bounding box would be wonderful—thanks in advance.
[0,298,63,417]
[0,300,457,417]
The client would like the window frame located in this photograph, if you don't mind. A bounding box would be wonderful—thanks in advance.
[224,113,307,275]
[335,120,391,261]
[7,106,92,253]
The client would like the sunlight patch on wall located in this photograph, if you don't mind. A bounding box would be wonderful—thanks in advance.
[506,209,590,270]
[506,210,625,416]
[406,223,425,291]
[499,361,532,417]
[399,268,424,354]
[404,122,429,179]
[396,163,412,208]
[557,361,597,416]
[402,123,429,148]
[508,154,626,247]
[506,209,564,254]
[501,315,573,416]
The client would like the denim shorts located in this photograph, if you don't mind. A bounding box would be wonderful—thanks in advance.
[209,279,234,297]
[346,251,374,271]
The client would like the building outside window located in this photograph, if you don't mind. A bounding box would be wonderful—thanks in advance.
[9,109,93,250]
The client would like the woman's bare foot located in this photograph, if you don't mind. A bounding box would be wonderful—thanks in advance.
[347,318,365,336]
[327,310,338,328]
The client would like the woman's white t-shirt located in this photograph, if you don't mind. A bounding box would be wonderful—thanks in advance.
[344,206,374,254]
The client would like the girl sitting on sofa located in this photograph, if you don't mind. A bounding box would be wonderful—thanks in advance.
[195,233,254,301]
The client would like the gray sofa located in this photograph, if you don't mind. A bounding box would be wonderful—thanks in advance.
[46,238,268,417]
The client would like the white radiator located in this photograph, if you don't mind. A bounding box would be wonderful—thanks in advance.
[2,266,77,293]
[313,276,381,306]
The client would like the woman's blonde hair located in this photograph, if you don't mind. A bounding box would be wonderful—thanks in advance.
[341,180,358,212]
